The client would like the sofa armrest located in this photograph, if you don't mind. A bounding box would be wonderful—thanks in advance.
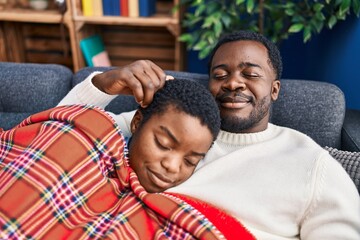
[325,147,360,194]
[342,109,360,152]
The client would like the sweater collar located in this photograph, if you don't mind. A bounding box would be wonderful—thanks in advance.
[216,123,277,146]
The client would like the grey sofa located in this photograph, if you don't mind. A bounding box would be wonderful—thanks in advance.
[1,62,360,192]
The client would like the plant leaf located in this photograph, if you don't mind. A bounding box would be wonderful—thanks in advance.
[193,40,208,51]
[303,26,312,42]
[352,0,360,17]
[214,21,223,36]
[328,15,337,28]
[285,8,295,16]
[313,3,324,12]
[315,11,326,21]
[194,4,206,16]
[340,0,351,15]
[246,0,255,13]
[236,0,246,5]
[221,14,232,28]
[288,23,304,33]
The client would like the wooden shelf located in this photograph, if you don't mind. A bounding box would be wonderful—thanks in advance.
[0,0,184,72]
[0,9,66,23]
[73,15,178,27]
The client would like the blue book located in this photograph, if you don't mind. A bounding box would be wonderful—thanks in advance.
[139,0,156,17]
[102,0,112,16]
[112,0,121,16]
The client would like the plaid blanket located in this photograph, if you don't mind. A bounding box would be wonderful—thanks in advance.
[0,105,255,240]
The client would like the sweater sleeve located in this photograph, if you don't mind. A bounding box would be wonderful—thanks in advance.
[300,152,360,239]
[57,71,135,139]
[58,71,117,108]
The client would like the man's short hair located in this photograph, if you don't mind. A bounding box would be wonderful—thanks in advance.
[208,30,283,80]
[138,79,221,141]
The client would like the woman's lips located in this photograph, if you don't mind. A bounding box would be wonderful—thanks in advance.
[148,170,174,189]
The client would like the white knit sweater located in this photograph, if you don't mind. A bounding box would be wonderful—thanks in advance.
[58,72,360,239]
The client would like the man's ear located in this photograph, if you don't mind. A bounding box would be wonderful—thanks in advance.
[130,110,143,134]
[271,79,281,101]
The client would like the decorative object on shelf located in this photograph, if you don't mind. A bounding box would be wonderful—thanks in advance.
[0,0,8,10]
[54,0,66,13]
[29,0,48,10]
[178,0,360,59]
[80,35,111,67]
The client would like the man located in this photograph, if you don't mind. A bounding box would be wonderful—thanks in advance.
[59,31,360,239]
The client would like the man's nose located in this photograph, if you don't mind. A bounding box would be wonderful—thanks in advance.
[161,156,181,173]
[223,75,246,91]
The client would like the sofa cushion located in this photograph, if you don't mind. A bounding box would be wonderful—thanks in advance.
[0,62,73,130]
[325,147,360,194]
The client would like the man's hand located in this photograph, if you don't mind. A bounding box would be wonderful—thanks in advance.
[92,60,173,107]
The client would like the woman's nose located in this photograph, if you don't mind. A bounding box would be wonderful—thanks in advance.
[161,156,181,173]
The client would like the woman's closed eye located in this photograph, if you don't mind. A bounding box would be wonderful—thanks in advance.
[154,136,171,151]
[184,157,201,167]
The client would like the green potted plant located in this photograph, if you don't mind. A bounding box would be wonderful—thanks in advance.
[178,0,360,59]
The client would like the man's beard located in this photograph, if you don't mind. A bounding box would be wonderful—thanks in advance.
[220,96,271,133]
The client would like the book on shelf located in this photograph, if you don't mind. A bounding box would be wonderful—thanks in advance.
[113,0,121,16]
[139,0,156,17]
[121,0,129,17]
[102,0,121,16]
[80,35,111,67]
[128,0,139,17]
[83,0,156,17]
[82,0,94,16]
[93,0,104,16]
[102,0,111,15]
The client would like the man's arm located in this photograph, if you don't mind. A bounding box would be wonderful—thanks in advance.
[300,153,360,239]
[58,60,168,138]
[59,60,168,107]
[58,71,117,109]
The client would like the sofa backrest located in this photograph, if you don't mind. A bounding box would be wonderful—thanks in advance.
[272,79,345,148]
[0,62,73,130]
[2,64,344,149]
[74,67,345,149]
[0,64,356,192]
